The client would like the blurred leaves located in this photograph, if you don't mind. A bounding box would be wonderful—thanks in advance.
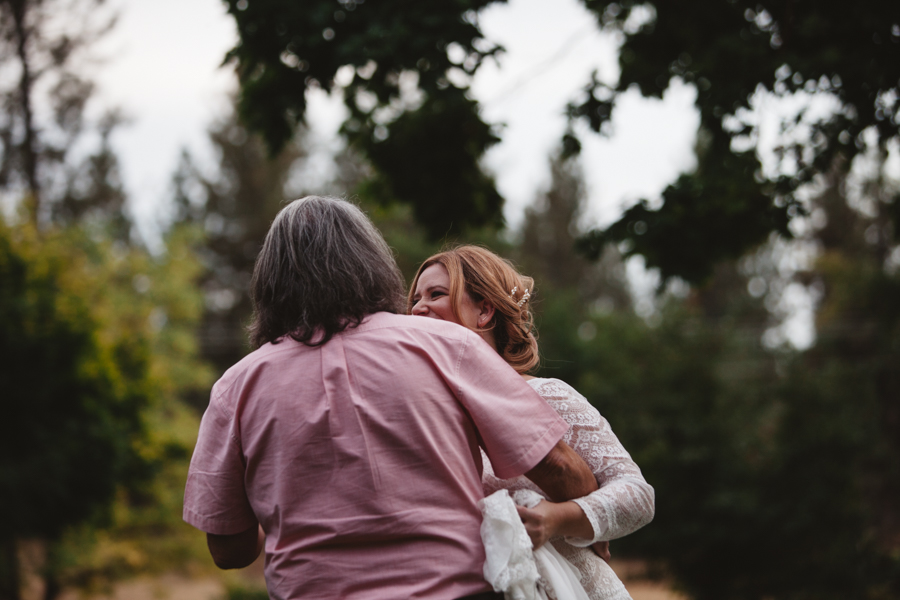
[0,221,145,542]
[0,1,217,594]
[519,144,900,599]
[351,88,504,239]
[573,0,900,284]
[0,219,208,542]
[224,0,506,238]
[0,220,217,591]
[577,139,791,283]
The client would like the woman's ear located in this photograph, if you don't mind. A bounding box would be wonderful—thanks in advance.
[477,301,495,328]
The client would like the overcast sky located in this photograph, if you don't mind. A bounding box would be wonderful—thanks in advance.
[94,0,698,235]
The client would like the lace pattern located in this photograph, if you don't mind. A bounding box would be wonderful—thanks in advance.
[481,378,655,600]
[551,541,631,600]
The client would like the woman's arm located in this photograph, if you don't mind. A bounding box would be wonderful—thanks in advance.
[530,379,655,546]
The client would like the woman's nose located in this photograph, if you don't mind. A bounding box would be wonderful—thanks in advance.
[411,301,427,316]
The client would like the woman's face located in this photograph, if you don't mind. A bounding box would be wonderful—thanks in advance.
[411,263,483,330]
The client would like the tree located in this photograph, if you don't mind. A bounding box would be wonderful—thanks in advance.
[538,171,900,599]
[224,0,900,279]
[0,222,150,600]
[574,1,900,283]
[222,0,505,238]
[37,223,214,597]
[513,144,900,597]
[54,111,131,242]
[788,164,900,575]
[0,0,119,229]
[0,5,215,597]
[518,148,631,311]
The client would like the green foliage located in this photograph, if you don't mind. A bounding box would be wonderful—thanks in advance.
[0,222,151,541]
[352,88,504,239]
[224,0,900,270]
[223,0,507,238]
[224,0,500,148]
[577,147,790,283]
[0,215,214,595]
[575,0,900,283]
[49,402,210,589]
[224,584,269,600]
[43,223,215,587]
[519,147,900,598]
[0,3,216,596]
[536,282,900,599]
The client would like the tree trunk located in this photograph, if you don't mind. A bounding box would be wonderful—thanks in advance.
[10,0,41,225]
[0,539,21,600]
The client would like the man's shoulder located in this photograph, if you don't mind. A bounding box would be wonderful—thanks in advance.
[213,338,306,396]
[353,312,473,343]
[235,337,304,368]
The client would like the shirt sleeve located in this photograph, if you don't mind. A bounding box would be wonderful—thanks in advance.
[183,385,259,535]
[533,379,655,545]
[452,333,569,479]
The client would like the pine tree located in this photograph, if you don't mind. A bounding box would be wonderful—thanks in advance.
[172,106,308,384]
[519,149,631,313]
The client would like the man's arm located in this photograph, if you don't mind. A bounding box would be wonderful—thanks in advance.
[524,439,598,501]
[517,440,599,549]
[206,524,264,570]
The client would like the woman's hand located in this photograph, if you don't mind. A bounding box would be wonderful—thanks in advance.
[591,541,611,563]
[516,500,594,550]
[516,501,558,550]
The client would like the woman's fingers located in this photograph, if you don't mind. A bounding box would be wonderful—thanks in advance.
[591,541,611,563]
[516,503,553,549]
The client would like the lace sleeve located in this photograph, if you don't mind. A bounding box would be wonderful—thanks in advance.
[531,379,655,546]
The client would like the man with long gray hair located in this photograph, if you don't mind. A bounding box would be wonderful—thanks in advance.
[184,196,597,599]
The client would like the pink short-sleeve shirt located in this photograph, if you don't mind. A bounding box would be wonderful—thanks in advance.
[184,312,568,600]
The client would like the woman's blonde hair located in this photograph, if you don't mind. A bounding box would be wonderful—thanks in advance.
[408,245,539,374]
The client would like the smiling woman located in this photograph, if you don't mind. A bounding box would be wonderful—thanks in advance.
[410,264,489,332]
[409,245,539,374]
[407,244,655,600]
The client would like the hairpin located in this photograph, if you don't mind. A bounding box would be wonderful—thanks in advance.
[509,286,531,307]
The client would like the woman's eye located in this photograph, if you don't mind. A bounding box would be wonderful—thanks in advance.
[431,291,445,299]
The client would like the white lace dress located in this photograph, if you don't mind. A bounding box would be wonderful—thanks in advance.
[481,378,655,600]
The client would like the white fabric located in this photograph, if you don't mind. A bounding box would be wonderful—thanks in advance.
[514,490,592,600]
[482,377,653,600]
[480,490,591,600]
[480,490,544,600]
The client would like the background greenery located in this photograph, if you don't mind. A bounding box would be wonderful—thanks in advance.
[0,1,898,599]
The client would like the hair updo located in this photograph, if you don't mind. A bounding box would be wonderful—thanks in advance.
[408,245,539,374]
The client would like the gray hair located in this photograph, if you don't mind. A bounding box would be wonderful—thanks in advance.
[249,196,406,347]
